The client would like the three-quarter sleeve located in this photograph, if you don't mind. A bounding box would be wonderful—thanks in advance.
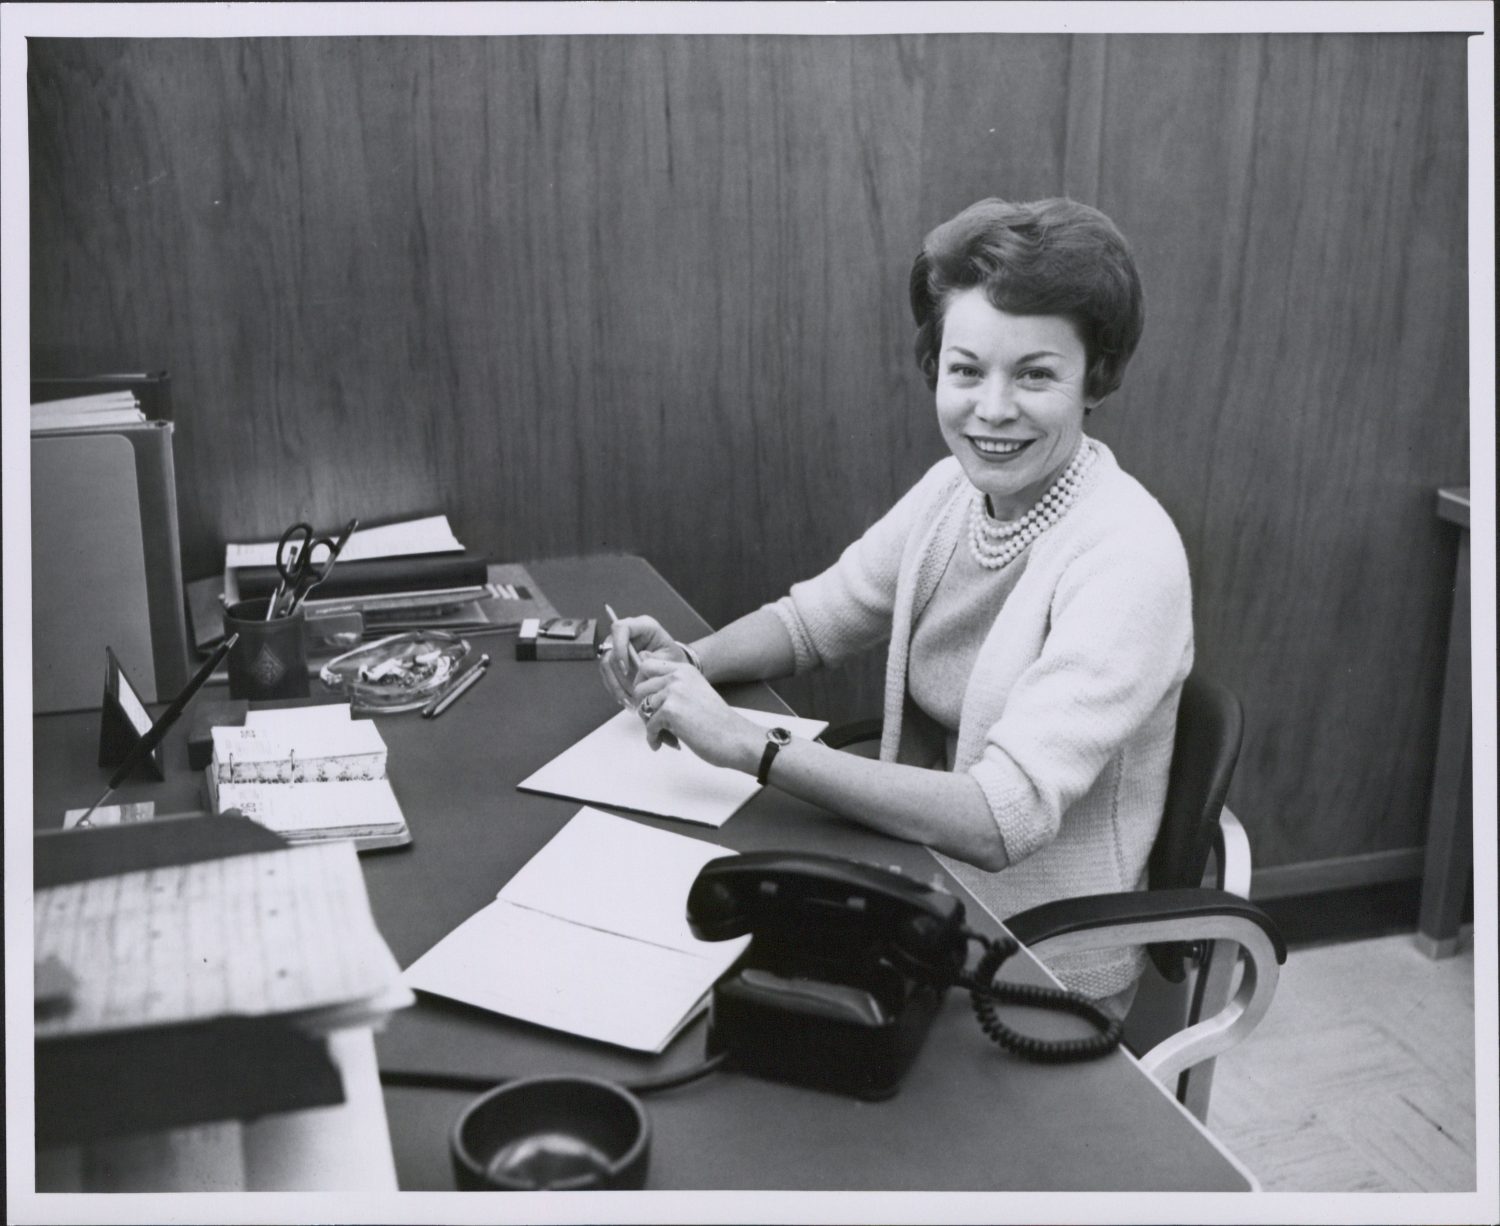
[965,524,1194,865]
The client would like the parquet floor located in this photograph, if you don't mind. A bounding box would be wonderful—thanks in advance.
[1208,931,1478,1192]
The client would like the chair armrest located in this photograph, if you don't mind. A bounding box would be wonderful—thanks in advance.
[1212,806,1252,897]
[1005,887,1285,961]
[1005,887,1286,1087]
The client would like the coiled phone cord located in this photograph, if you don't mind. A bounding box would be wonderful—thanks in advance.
[955,931,1124,1062]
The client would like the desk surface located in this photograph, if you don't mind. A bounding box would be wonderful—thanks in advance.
[32,553,1252,1193]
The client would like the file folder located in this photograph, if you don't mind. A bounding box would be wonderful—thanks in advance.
[31,421,190,712]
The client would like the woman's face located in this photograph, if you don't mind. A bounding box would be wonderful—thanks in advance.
[934,288,1096,519]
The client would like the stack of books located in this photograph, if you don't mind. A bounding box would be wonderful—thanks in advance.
[188,514,560,653]
[204,704,411,850]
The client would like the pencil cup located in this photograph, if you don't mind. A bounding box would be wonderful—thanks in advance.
[451,1076,650,1191]
[222,598,311,701]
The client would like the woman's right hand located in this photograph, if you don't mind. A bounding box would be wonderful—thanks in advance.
[597,613,690,711]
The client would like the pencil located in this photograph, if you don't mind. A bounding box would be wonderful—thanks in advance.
[422,654,489,719]
[604,604,678,749]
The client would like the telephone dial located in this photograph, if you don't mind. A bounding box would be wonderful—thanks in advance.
[687,851,1122,1100]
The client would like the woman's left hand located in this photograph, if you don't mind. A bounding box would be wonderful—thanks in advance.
[629,655,762,771]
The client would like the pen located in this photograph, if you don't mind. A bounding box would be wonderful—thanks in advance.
[73,633,240,828]
[422,653,490,719]
[604,604,678,749]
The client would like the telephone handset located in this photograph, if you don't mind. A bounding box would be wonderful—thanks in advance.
[688,852,1122,1100]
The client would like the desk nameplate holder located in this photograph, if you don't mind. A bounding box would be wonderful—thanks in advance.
[98,647,164,780]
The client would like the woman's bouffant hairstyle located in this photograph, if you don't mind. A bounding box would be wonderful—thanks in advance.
[909,197,1144,403]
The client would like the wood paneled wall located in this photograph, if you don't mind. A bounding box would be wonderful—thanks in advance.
[27,34,1470,872]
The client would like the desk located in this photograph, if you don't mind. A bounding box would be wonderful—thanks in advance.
[1415,487,1472,958]
[32,554,1253,1192]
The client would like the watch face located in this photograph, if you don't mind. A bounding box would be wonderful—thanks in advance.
[768,727,793,746]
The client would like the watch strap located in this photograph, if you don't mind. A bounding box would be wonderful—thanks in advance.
[756,728,790,786]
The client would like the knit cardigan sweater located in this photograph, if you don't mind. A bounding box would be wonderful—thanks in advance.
[771,440,1194,998]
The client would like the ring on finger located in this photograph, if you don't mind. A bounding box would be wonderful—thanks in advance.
[638,695,657,719]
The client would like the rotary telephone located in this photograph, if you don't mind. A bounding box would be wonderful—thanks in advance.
[687,851,1122,1100]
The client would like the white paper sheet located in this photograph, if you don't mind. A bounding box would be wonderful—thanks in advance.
[516,707,829,827]
[403,808,750,1052]
[500,805,737,951]
[224,514,465,570]
[244,703,352,732]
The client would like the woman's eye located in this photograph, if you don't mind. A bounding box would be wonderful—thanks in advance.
[948,363,981,379]
[1018,367,1056,384]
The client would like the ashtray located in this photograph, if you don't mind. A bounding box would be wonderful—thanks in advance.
[318,631,471,713]
[451,1076,650,1191]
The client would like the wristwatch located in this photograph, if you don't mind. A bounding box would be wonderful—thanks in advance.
[756,726,792,786]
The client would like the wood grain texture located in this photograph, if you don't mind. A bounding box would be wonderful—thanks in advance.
[28,34,1470,870]
[1081,34,1470,862]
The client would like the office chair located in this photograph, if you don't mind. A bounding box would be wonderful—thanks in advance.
[821,672,1285,1124]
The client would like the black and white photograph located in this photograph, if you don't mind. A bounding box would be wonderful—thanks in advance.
[4,3,1495,1223]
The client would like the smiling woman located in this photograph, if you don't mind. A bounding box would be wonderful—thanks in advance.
[604,198,1190,1017]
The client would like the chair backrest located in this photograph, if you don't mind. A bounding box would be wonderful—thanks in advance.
[1146,672,1244,981]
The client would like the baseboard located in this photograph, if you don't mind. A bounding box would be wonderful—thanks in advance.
[1249,847,1426,900]
[1247,848,1473,948]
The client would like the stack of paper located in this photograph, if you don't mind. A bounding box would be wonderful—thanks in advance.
[404,808,750,1053]
[35,840,410,1040]
[205,705,410,851]
[223,514,466,571]
[30,390,146,431]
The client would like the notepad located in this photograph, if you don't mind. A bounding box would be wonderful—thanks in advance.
[517,707,828,827]
[204,703,410,849]
[403,808,750,1052]
[208,777,408,844]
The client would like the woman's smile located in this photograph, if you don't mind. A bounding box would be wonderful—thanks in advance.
[966,436,1034,460]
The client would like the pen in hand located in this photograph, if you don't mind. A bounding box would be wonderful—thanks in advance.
[604,604,678,749]
[423,653,490,719]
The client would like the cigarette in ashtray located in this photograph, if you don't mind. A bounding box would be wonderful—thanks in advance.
[359,647,446,685]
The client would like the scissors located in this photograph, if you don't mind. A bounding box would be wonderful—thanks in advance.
[267,517,360,619]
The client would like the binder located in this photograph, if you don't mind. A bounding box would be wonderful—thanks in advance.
[33,816,346,1145]
[31,421,190,712]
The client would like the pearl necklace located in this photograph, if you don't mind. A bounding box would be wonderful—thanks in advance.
[966,439,1099,570]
